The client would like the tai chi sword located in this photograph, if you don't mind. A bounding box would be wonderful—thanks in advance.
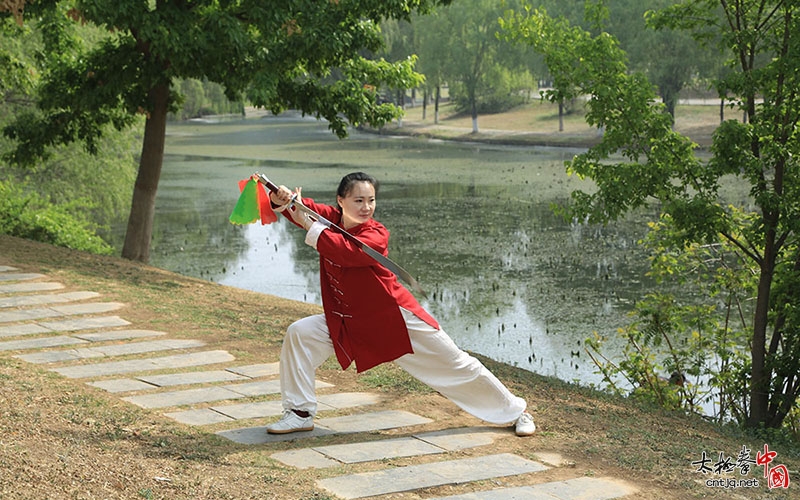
[255,173,426,297]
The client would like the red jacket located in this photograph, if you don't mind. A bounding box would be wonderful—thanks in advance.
[284,198,439,372]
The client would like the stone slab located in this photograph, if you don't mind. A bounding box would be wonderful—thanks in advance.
[16,339,206,364]
[269,449,341,470]
[222,379,281,397]
[0,323,50,338]
[0,282,64,294]
[87,379,158,393]
[270,427,509,470]
[122,386,247,409]
[426,476,637,500]
[1,330,166,355]
[0,335,88,351]
[216,410,434,445]
[73,329,167,342]
[0,291,100,308]
[0,273,46,282]
[226,363,280,378]
[0,266,18,272]
[414,427,509,451]
[0,316,131,338]
[0,302,124,323]
[198,390,374,422]
[317,410,432,433]
[138,370,248,387]
[314,436,444,464]
[316,392,381,409]
[317,453,548,499]
[216,425,337,445]
[0,307,62,323]
[210,400,285,420]
[163,408,235,426]
[51,350,235,378]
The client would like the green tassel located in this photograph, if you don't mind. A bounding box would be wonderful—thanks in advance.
[229,178,260,225]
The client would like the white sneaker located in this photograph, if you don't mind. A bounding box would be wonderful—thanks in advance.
[266,410,314,434]
[515,412,536,436]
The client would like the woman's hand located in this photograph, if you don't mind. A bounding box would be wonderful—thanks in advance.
[272,186,315,230]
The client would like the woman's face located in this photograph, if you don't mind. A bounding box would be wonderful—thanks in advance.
[337,181,376,229]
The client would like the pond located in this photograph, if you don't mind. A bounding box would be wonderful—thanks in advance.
[115,113,665,389]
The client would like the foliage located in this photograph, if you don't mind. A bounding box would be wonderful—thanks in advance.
[587,212,756,422]
[502,0,800,430]
[3,0,451,263]
[0,180,113,254]
[172,78,244,120]
[0,13,138,232]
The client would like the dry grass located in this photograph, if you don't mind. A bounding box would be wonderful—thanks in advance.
[2,234,798,499]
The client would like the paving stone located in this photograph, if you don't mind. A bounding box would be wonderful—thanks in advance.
[73,329,167,342]
[0,291,100,308]
[138,370,248,387]
[0,323,50,338]
[190,389,369,423]
[51,350,235,378]
[270,427,510,470]
[317,410,432,433]
[0,302,125,323]
[210,400,285,420]
[270,448,342,469]
[314,437,444,464]
[0,307,62,323]
[216,410,433,445]
[316,392,381,409]
[0,282,64,294]
[0,335,88,351]
[15,339,206,364]
[0,330,166,354]
[0,273,46,282]
[317,453,548,499]
[222,379,281,396]
[87,379,158,393]
[163,408,235,426]
[426,476,637,500]
[216,425,337,445]
[0,316,131,338]
[122,386,247,409]
[414,427,509,451]
[226,363,280,378]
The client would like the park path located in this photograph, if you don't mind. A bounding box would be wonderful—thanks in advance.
[0,264,638,499]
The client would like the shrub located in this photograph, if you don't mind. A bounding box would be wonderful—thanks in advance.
[0,180,113,255]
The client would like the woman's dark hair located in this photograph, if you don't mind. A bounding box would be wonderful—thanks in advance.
[337,172,379,200]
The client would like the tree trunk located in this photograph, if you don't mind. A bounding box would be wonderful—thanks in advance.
[471,95,478,133]
[422,88,427,120]
[558,100,564,132]
[748,239,776,427]
[434,85,440,125]
[121,83,170,263]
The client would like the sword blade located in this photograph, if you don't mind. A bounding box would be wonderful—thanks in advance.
[255,173,426,297]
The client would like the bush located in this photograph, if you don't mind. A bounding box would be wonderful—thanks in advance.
[0,181,113,255]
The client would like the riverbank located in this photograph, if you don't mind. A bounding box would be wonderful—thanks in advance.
[364,99,720,149]
[2,234,798,499]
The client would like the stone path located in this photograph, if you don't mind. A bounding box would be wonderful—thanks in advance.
[0,264,638,499]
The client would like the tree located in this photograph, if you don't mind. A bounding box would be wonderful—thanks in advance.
[436,0,525,133]
[1,5,138,233]
[501,0,800,430]
[3,0,449,263]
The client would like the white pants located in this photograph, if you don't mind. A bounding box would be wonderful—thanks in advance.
[278,308,527,425]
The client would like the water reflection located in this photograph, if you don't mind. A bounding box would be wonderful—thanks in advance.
[119,116,665,389]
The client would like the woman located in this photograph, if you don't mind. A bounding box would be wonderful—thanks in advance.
[265,172,535,437]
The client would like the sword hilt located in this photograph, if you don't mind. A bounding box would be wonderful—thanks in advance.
[254,173,280,194]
